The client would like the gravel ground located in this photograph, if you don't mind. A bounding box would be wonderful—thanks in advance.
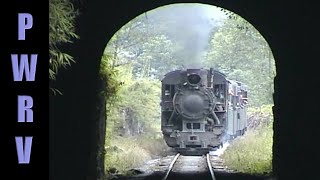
[111,153,274,180]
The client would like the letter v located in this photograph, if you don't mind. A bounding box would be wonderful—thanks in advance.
[15,136,33,164]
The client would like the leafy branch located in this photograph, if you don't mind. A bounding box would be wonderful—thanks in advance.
[49,0,79,94]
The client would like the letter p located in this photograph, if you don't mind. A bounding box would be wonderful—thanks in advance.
[18,13,33,40]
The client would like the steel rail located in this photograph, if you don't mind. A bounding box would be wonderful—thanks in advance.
[206,153,216,180]
[162,153,180,180]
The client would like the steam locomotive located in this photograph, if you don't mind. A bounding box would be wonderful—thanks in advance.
[160,68,248,155]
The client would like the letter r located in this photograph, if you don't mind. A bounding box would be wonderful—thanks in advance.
[18,95,33,123]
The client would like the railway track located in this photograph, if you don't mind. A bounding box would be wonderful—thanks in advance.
[162,153,216,180]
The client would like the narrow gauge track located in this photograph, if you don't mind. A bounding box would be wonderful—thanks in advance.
[162,153,216,180]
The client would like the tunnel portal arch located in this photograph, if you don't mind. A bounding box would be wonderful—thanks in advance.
[50,1,301,180]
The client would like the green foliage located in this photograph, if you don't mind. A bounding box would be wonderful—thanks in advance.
[103,65,165,177]
[100,54,124,150]
[205,16,276,107]
[105,6,277,107]
[221,105,273,175]
[133,34,181,78]
[122,77,161,128]
[100,54,122,105]
[104,15,181,80]
[133,134,171,158]
[105,136,152,175]
[105,135,169,177]
[106,64,161,136]
[102,6,277,178]
[247,104,274,129]
[49,0,79,82]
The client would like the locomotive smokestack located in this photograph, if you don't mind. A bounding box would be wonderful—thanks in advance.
[186,68,201,75]
[186,68,208,87]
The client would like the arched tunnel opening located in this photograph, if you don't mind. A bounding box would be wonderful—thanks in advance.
[49,1,312,180]
[101,3,276,179]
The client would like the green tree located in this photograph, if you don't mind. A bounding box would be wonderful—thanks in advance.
[100,54,122,104]
[205,16,276,107]
[106,64,161,137]
[104,14,181,80]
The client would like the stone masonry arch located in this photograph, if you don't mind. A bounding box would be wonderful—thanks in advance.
[49,1,306,180]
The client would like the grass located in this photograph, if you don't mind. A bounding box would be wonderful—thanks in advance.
[104,134,170,178]
[221,105,274,175]
[104,104,275,177]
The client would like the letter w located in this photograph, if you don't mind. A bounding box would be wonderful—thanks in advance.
[11,54,38,81]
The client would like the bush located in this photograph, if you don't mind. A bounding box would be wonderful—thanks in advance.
[221,105,273,175]
[105,136,152,175]
[105,134,170,177]
[133,134,171,158]
[247,104,274,129]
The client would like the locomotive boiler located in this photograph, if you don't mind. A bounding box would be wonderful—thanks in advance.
[160,68,248,155]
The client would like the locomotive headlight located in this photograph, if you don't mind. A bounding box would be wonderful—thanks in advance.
[187,74,201,85]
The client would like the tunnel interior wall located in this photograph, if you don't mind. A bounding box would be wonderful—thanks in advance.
[49,0,314,180]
